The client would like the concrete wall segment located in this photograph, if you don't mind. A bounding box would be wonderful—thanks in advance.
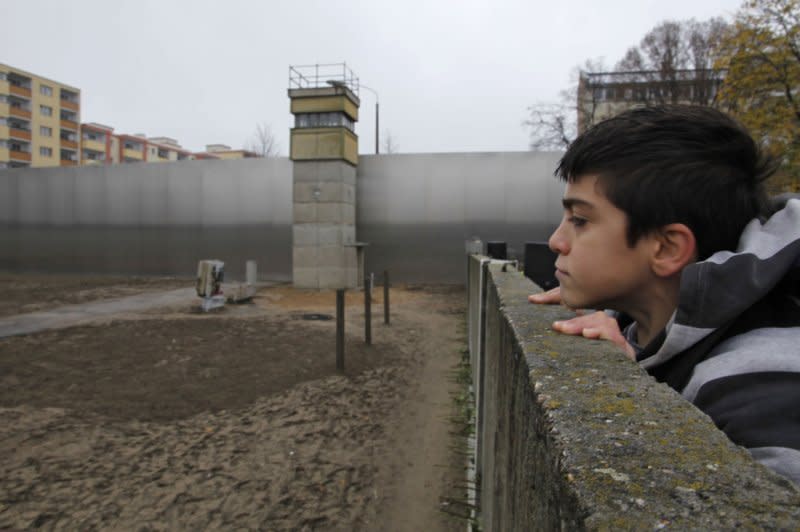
[1,152,562,282]
[292,224,318,247]
[293,203,317,224]
[472,258,800,530]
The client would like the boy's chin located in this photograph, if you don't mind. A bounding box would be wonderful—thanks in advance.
[561,292,603,312]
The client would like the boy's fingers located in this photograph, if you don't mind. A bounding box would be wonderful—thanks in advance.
[551,312,635,359]
[528,286,561,304]
[581,327,602,339]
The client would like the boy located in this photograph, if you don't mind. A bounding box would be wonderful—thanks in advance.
[529,105,800,486]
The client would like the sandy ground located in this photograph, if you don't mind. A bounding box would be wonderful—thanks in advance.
[0,275,468,531]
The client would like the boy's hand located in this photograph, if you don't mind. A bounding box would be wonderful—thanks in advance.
[552,312,636,360]
[528,286,561,305]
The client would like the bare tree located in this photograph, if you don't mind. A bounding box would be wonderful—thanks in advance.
[614,18,729,104]
[526,18,729,149]
[524,100,574,150]
[525,58,606,150]
[382,130,399,154]
[245,122,280,157]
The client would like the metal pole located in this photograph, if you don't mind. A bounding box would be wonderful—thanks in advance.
[375,101,380,154]
[364,276,372,345]
[336,289,345,371]
[383,270,390,325]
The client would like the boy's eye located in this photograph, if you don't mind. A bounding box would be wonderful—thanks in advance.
[568,216,587,227]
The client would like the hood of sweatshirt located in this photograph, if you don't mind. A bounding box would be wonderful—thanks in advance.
[640,198,800,370]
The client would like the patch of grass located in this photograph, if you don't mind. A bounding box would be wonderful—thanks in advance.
[440,345,481,530]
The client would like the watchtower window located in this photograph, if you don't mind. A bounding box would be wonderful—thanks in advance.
[295,112,354,132]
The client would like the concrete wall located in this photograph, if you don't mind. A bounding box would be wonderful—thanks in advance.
[0,151,564,282]
[0,157,293,279]
[357,151,564,283]
[468,256,800,530]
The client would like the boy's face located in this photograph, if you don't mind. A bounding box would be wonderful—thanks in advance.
[549,174,656,312]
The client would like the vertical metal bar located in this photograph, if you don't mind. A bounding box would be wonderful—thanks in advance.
[336,289,345,371]
[364,277,372,345]
[375,101,380,154]
[383,270,390,325]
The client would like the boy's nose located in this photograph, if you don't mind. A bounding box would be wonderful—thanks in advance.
[548,222,569,255]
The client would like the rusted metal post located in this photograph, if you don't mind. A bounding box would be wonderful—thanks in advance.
[383,270,390,325]
[364,276,372,345]
[336,289,345,371]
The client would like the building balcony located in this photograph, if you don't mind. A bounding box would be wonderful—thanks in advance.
[9,85,31,98]
[60,119,78,130]
[122,148,144,160]
[61,138,78,150]
[60,159,77,167]
[60,99,79,111]
[9,127,31,141]
[10,107,31,119]
[82,138,106,153]
[10,150,32,162]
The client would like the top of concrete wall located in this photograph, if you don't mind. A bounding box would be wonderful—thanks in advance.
[486,263,800,528]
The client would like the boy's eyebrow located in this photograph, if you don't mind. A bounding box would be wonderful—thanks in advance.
[562,197,595,210]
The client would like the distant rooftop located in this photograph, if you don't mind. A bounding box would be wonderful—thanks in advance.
[149,136,181,147]
[582,69,727,85]
[84,122,114,131]
[206,144,232,152]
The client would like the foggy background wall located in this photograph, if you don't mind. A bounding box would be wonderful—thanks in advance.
[0,152,564,283]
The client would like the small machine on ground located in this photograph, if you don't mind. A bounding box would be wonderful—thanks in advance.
[196,260,225,311]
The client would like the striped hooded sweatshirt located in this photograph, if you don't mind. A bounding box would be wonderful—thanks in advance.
[635,198,800,486]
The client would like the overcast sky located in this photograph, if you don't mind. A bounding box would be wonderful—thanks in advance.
[3,0,744,155]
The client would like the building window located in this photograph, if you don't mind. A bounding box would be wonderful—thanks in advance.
[40,126,53,137]
[83,130,106,142]
[0,95,6,103]
[40,105,53,117]
[295,112,355,131]
[40,85,53,97]
[0,72,6,80]
[83,150,105,161]
[40,147,53,157]
[0,140,7,148]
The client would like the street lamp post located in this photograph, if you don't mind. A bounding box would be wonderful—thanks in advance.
[359,85,379,154]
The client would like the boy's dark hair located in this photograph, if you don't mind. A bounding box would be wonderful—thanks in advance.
[555,105,774,260]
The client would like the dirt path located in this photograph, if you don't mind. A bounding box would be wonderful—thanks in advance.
[373,291,467,531]
[0,275,467,531]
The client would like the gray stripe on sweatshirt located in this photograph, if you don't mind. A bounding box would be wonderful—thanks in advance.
[639,319,715,370]
[708,199,800,264]
[749,446,800,487]
[682,328,800,401]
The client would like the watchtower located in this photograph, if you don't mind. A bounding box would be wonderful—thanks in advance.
[288,63,362,289]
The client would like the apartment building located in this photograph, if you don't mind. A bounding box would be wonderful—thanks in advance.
[0,62,80,169]
[2,63,260,169]
[80,122,116,164]
[576,69,726,132]
[80,125,193,165]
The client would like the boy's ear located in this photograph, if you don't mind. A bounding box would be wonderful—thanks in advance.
[651,223,697,278]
